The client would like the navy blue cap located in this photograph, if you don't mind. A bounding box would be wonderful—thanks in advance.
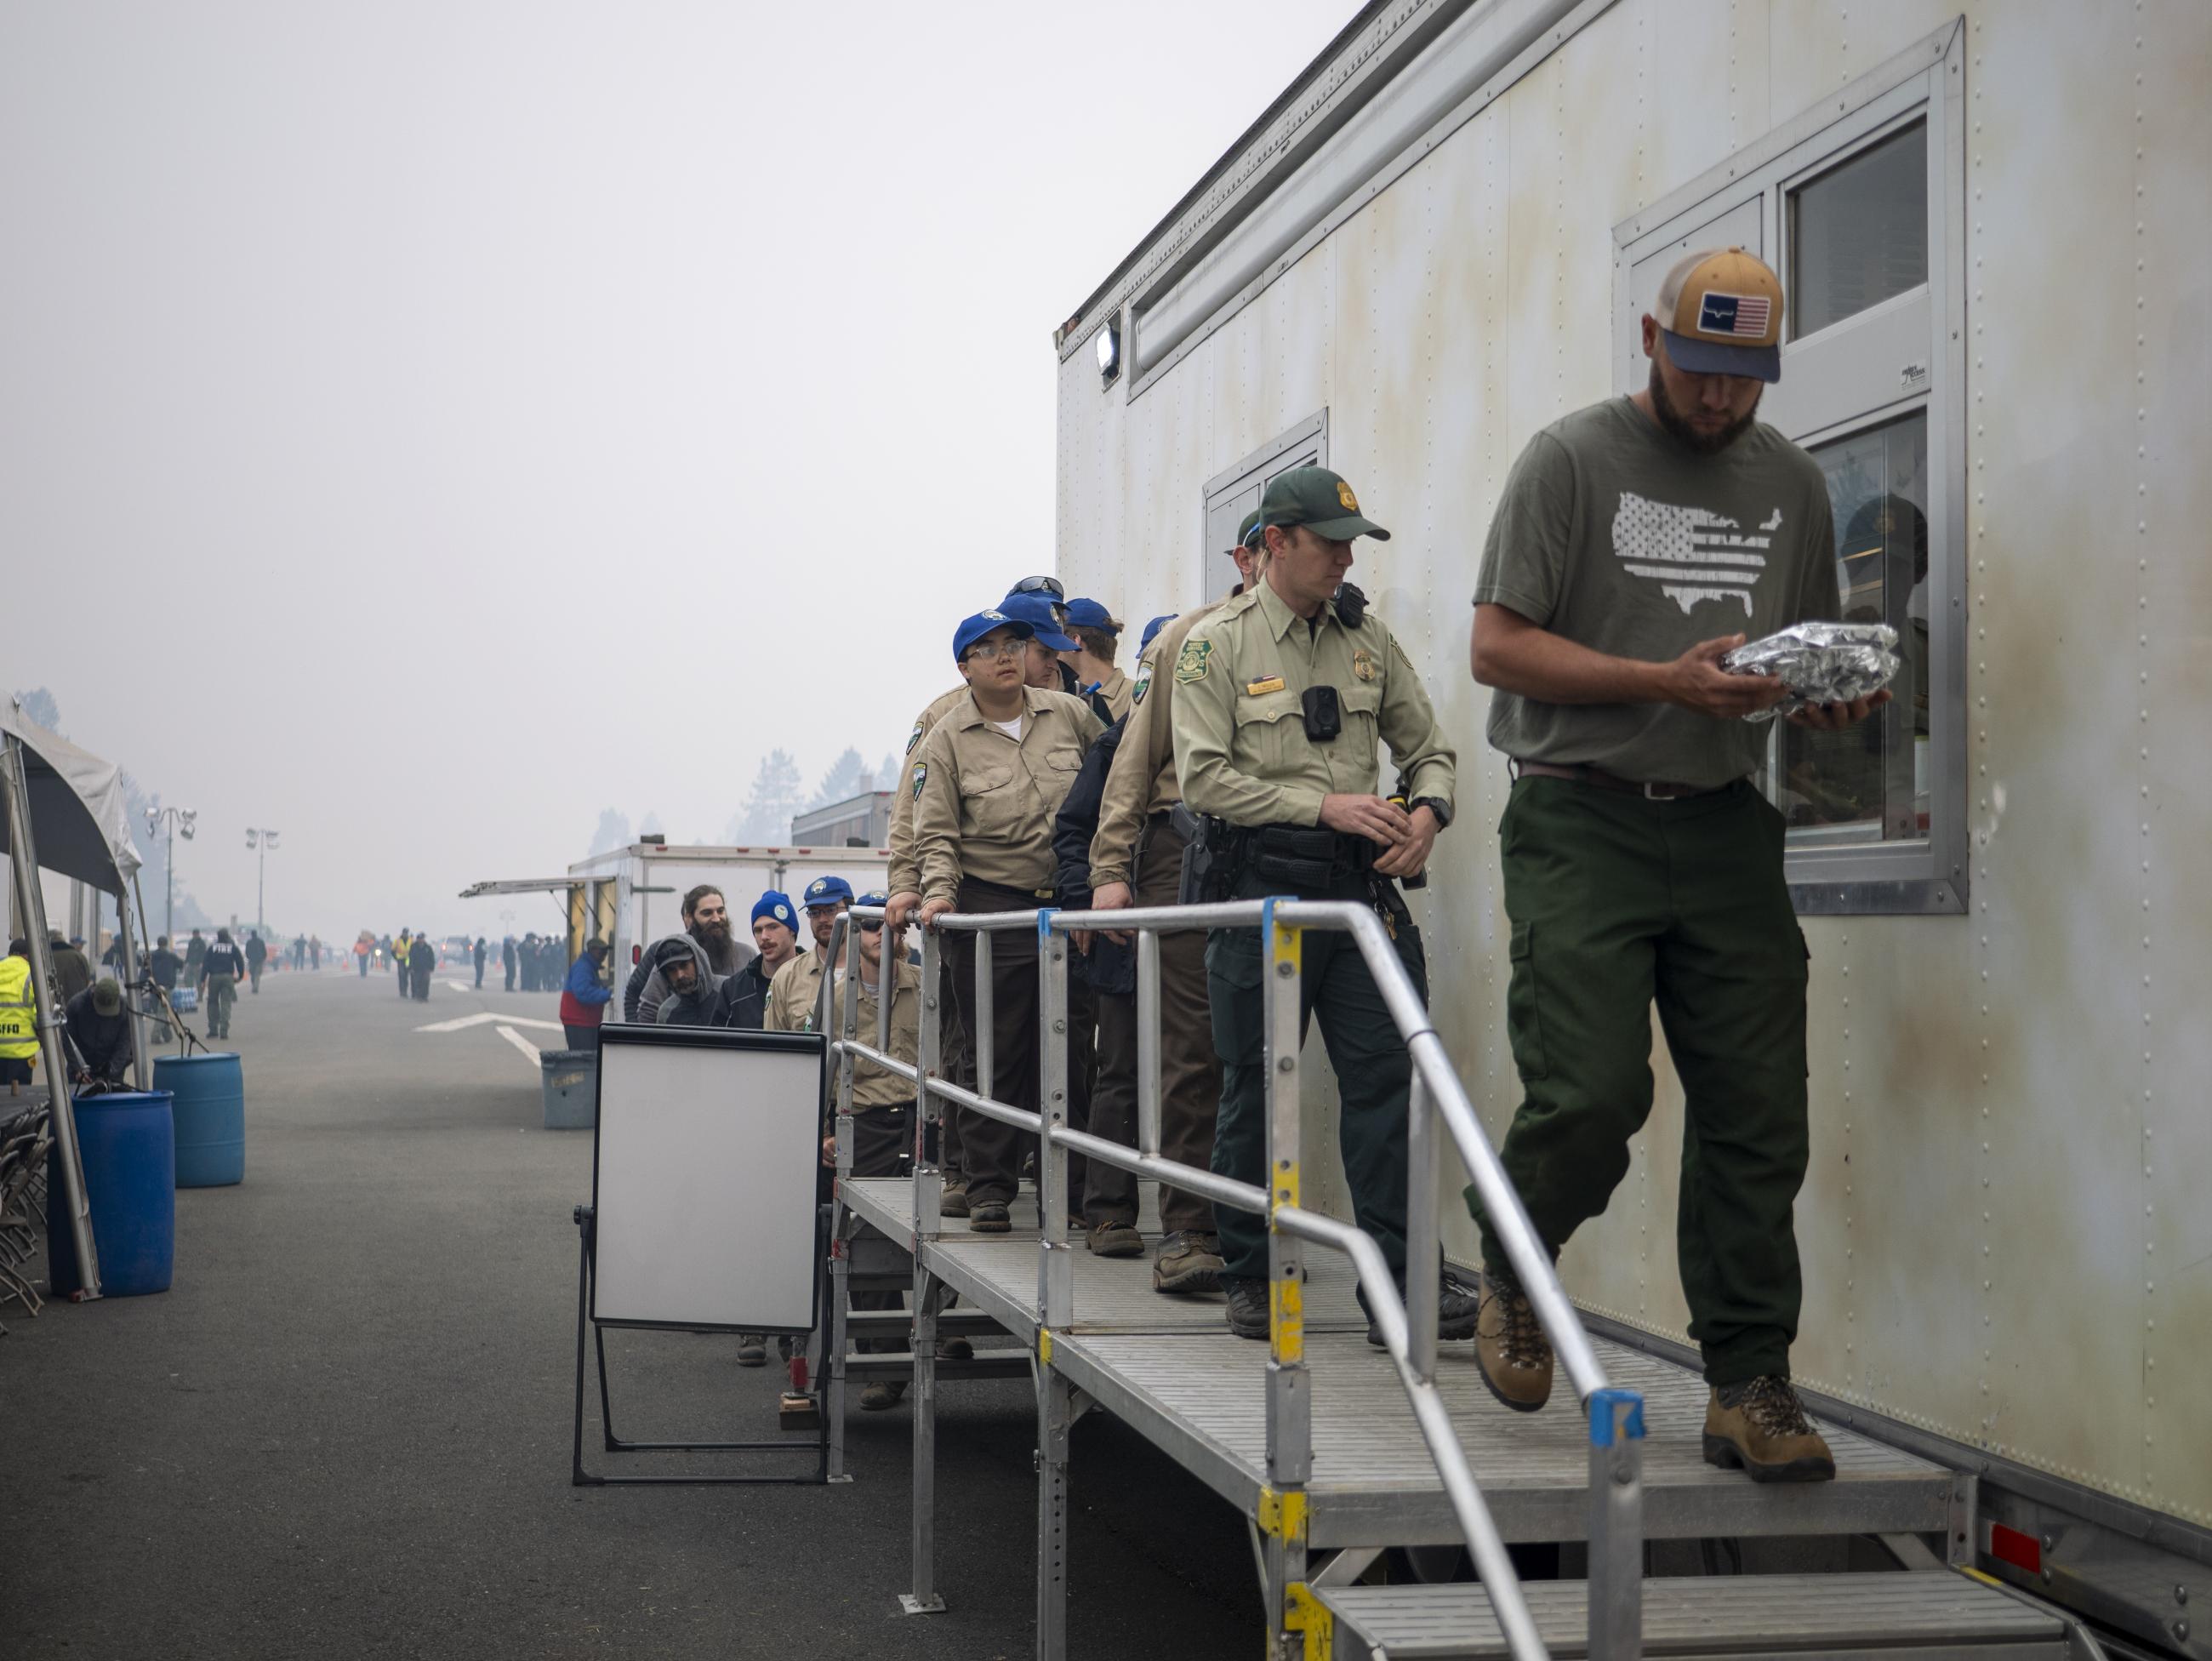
[1063,597,1119,632]
[995,591,1078,652]
[801,874,855,910]
[952,608,1034,664]
[750,891,796,932]
[856,889,889,909]
[1139,614,1176,654]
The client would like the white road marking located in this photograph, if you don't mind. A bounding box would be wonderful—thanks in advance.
[497,1025,544,1065]
[414,1011,565,1034]
[444,979,472,992]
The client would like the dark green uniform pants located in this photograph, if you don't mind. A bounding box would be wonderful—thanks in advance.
[1469,777,1809,1387]
[1206,870,1426,1287]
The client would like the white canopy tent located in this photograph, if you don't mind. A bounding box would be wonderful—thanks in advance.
[1,701,155,1302]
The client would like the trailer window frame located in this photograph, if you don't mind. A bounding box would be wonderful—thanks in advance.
[1611,21,1968,916]
[1200,411,1330,605]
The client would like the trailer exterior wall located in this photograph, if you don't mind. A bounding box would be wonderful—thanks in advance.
[1052,0,2212,1535]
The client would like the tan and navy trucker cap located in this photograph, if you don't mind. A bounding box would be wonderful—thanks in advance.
[1655,247,1784,382]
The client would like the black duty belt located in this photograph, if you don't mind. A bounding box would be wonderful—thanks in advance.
[1510,760,1736,801]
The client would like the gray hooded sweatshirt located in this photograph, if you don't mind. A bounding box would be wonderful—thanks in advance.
[625,924,753,1024]
[648,933,724,1027]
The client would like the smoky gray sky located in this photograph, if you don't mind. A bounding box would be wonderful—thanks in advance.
[4,0,1353,942]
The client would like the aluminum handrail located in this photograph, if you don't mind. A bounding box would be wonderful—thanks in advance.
[824,896,1644,1661]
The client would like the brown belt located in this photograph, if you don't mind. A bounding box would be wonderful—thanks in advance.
[1509,760,1732,801]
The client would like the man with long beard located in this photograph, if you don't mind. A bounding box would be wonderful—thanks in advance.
[1468,247,1887,1482]
[621,885,754,1025]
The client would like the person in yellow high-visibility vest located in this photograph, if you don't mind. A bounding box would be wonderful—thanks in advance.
[1,939,41,1092]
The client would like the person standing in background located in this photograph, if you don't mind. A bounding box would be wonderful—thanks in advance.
[559,938,613,1049]
[408,933,434,1002]
[184,928,207,986]
[1,939,40,1093]
[199,928,247,1041]
[394,929,413,998]
[472,936,487,988]
[245,929,268,994]
[1060,598,1132,719]
[48,930,93,1006]
[501,934,517,991]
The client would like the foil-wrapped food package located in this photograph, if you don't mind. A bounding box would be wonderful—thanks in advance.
[1721,621,1901,722]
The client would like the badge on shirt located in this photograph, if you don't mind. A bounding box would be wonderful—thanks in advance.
[1174,639,1212,684]
[1132,659,1154,705]
[1352,648,1377,682]
[909,762,927,801]
[1244,675,1286,696]
[904,718,925,756]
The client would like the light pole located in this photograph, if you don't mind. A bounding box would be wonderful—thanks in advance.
[141,804,197,942]
[244,827,280,933]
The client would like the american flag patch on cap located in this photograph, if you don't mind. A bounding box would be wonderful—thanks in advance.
[1698,291,1772,338]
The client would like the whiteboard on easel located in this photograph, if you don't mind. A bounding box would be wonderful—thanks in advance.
[588,1023,825,1333]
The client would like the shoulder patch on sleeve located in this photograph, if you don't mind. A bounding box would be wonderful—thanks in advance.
[909,762,928,802]
[1173,638,1213,685]
[1131,658,1154,705]
[904,718,926,755]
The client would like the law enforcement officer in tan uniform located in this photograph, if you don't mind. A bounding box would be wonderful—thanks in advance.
[913,608,1104,1233]
[1080,517,1260,1294]
[1172,468,1478,1345]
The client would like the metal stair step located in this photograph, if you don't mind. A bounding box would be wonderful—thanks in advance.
[1315,1571,2069,1659]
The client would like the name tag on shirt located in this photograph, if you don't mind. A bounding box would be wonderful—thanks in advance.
[1244,675,1286,696]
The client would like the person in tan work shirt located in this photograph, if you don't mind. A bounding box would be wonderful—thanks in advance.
[913,608,1104,1232]
[1077,519,1260,1296]
[1171,465,1478,1350]
[765,873,853,1032]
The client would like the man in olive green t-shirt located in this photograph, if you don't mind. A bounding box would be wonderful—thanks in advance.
[1467,248,1889,1483]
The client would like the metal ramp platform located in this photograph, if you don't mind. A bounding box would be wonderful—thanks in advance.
[1314,1571,2071,1659]
[840,1178,1958,1550]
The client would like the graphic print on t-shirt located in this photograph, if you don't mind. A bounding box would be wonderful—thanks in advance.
[1611,488,1782,617]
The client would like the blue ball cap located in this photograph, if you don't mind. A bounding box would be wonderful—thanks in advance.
[1063,597,1118,632]
[802,874,855,910]
[855,889,889,910]
[952,608,1035,664]
[994,590,1079,652]
[750,891,796,932]
[1139,614,1176,655]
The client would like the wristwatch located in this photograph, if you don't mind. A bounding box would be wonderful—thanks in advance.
[1411,796,1453,830]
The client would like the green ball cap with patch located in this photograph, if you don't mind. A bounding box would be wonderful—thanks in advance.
[1257,466,1390,542]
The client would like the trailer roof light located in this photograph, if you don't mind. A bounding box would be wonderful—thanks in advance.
[1096,318,1120,384]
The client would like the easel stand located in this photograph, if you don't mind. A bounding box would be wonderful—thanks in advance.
[569,1203,830,1487]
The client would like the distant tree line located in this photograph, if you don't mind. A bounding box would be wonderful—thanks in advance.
[583,745,902,854]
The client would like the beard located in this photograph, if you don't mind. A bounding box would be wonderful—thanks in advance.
[1650,362,1760,455]
[693,916,732,954]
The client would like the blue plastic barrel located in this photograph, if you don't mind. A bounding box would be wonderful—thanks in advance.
[155,1052,245,1187]
[47,1090,176,1298]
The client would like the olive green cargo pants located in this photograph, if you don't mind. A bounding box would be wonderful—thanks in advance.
[1469,777,1810,1387]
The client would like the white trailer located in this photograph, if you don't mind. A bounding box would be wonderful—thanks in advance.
[1052,0,2208,1651]
[462,841,891,979]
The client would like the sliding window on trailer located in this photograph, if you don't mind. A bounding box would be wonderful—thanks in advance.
[1200,412,1328,604]
[1612,24,1967,916]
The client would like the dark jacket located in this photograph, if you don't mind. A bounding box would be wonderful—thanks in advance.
[245,935,267,967]
[1050,713,1134,996]
[49,942,94,1003]
[408,939,435,975]
[713,954,776,1030]
[64,989,134,1084]
[201,942,246,981]
[148,948,182,990]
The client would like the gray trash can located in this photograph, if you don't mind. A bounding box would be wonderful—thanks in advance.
[540,1049,598,1130]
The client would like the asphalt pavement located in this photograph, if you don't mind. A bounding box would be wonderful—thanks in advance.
[0,962,1258,1659]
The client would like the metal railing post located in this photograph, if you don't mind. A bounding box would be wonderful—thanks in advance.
[1587,1388,1646,1661]
[115,895,150,1091]
[1036,913,1072,1330]
[972,930,994,1107]
[1135,928,1160,1157]
[914,927,945,1241]
[1260,898,1309,1647]
[1405,1072,1438,1385]
[0,737,100,1298]
[836,916,862,1179]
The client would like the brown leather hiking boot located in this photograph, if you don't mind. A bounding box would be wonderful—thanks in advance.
[1474,1270,1554,1413]
[1703,1376,1836,1482]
